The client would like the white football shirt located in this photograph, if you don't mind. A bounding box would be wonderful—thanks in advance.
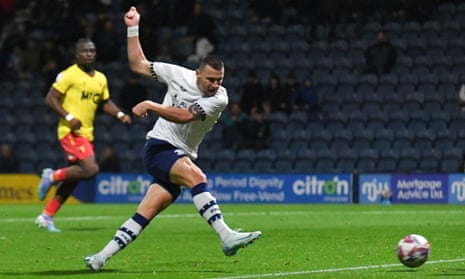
[146,62,228,160]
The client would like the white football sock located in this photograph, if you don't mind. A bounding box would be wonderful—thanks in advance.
[99,217,143,259]
[192,191,232,242]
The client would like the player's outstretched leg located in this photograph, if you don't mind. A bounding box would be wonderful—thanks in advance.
[38,168,54,200]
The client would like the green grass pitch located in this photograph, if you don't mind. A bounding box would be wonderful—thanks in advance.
[1,204,465,279]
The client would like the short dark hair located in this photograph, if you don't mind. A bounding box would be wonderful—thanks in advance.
[75,38,94,52]
[199,54,223,71]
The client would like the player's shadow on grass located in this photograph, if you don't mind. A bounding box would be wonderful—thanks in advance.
[432,268,465,277]
[66,227,108,232]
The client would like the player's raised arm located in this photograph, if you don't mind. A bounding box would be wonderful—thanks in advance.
[124,6,152,78]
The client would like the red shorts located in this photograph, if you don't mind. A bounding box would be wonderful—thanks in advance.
[60,133,94,163]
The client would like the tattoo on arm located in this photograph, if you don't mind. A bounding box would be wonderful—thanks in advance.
[188,104,206,121]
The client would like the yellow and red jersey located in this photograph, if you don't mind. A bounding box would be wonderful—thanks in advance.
[53,64,110,141]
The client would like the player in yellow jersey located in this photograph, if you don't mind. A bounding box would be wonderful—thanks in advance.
[35,38,131,232]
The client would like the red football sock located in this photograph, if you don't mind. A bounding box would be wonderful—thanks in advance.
[43,197,62,217]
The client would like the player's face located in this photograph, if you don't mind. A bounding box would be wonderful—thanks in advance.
[196,65,224,97]
[76,42,97,65]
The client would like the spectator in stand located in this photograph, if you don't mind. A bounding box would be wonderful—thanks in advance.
[118,73,149,115]
[239,70,265,115]
[363,30,397,75]
[265,72,291,114]
[282,70,300,105]
[243,108,270,150]
[290,76,321,119]
[0,143,19,173]
[249,0,283,23]
[98,146,121,173]
[221,102,249,150]
[20,38,41,79]
[93,16,120,63]
[186,2,216,64]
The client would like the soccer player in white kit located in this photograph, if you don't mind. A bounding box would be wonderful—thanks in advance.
[85,6,261,271]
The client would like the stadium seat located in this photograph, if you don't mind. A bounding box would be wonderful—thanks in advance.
[308,130,331,150]
[383,21,402,39]
[357,74,378,96]
[372,129,394,150]
[407,111,430,131]
[440,159,462,173]
[365,110,387,132]
[398,148,421,173]
[447,37,465,57]
[403,92,424,111]
[362,92,383,113]
[414,129,436,150]
[421,20,441,40]
[378,149,400,172]
[406,37,427,56]
[435,129,456,150]
[356,158,377,173]
[274,149,296,173]
[347,111,367,131]
[331,129,353,149]
[352,129,374,150]
[393,129,414,149]
[325,111,347,130]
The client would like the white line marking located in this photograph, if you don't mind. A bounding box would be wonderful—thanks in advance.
[1,209,464,223]
[208,258,465,279]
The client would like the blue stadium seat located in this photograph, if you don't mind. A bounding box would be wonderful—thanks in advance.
[357,74,378,96]
[254,149,277,173]
[331,129,353,149]
[365,110,387,132]
[422,20,441,40]
[407,111,430,131]
[383,21,402,39]
[308,130,331,150]
[398,148,420,173]
[372,129,394,150]
[435,129,456,150]
[447,37,465,57]
[352,129,374,150]
[406,37,427,57]
[378,149,400,172]
[414,129,436,150]
[356,158,377,173]
[440,159,461,173]
[403,92,424,111]
[393,129,414,149]
[397,72,417,93]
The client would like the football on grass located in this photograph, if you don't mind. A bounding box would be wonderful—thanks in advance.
[397,234,430,268]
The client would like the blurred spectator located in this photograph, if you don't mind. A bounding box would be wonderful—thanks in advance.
[265,72,291,114]
[363,30,397,75]
[250,0,283,23]
[290,76,321,118]
[98,146,121,173]
[20,38,41,79]
[0,143,19,173]
[239,70,265,115]
[118,73,149,114]
[221,102,249,150]
[186,2,216,64]
[242,108,270,150]
[93,15,119,63]
[282,71,300,104]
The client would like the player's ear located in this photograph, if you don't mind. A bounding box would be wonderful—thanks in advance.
[195,69,200,78]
